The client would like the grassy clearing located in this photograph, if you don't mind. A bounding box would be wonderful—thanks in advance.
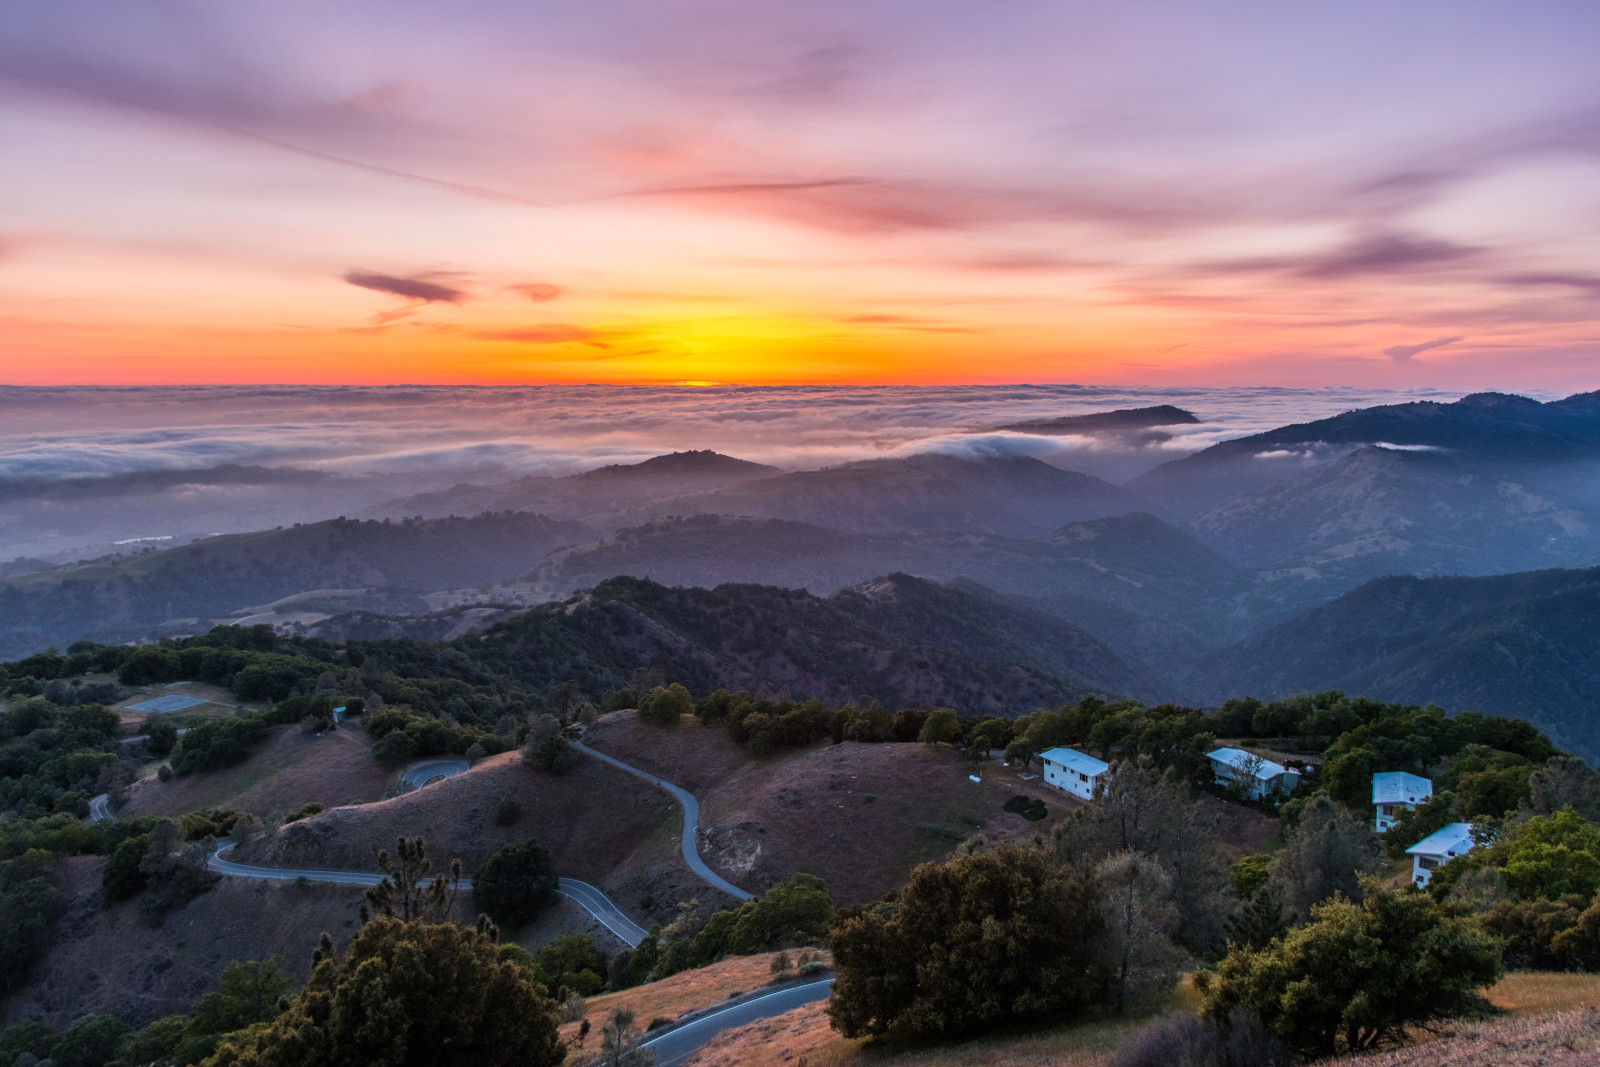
[1487,971,1600,1015]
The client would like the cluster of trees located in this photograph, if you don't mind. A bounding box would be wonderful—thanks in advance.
[614,873,835,988]
[0,696,121,817]
[362,705,504,764]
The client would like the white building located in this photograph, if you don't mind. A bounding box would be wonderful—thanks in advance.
[1372,771,1432,833]
[1406,822,1476,887]
[1039,747,1110,800]
[1207,747,1300,801]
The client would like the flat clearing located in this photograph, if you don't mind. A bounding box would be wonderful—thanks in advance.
[125,694,210,714]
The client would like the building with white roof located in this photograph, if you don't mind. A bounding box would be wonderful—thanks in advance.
[1405,822,1476,887]
[1372,771,1433,833]
[1207,747,1300,801]
[1039,747,1110,800]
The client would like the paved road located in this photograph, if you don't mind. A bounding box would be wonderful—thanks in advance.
[400,758,469,790]
[207,844,648,948]
[574,741,754,902]
[88,793,112,823]
[641,976,835,1066]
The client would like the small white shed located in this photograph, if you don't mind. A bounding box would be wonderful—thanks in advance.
[1372,771,1432,833]
[1039,747,1110,800]
[1406,822,1476,887]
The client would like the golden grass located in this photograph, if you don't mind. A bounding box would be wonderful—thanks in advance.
[560,951,830,1058]
[1487,971,1600,1015]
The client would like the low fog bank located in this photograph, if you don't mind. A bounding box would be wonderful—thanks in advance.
[0,383,1472,561]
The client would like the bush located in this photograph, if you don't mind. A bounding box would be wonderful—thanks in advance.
[525,734,579,774]
[536,933,607,997]
[638,683,693,727]
[1002,794,1047,821]
[205,918,564,1067]
[494,795,522,826]
[1197,879,1502,1058]
[101,833,151,902]
[474,839,559,928]
[828,844,1114,1039]
[1110,1011,1290,1067]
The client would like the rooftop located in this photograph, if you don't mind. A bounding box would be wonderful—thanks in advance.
[1039,747,1110,776]
[1207,746,1288,779]
[1406,822,1477,858]
[1373,771,1433,805]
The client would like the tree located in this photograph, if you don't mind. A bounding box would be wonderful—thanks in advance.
[1382,791,1458,861]
[365,838,460,924]
[101,833,151,902]
[143,714,180,757]
[139,819,221,925]
[598,1009,654,1066]
[917,707,961,745]
[1525,756,1600,821]
[1197,881,1503,1059]
[536,933,608,997]
[827,844,1112,1039]
[203,917,564,1067]
[1054,758,1234,957]
[1267,794,1379,924]
[474,839,559,928]
[1097,851,1184,1012]
[637,684,693,727]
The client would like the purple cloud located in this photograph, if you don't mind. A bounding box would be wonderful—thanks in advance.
[1383,336,1463,363]
[345,272,466,304]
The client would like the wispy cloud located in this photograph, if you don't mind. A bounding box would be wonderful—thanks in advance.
[345,271,466,304]
[1383,336,1463,363]
[507,283,564,303]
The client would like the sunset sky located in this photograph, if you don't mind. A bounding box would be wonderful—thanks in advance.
[2,1,1598,388]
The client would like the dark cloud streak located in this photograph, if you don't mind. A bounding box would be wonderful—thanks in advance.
[345,271,466,304]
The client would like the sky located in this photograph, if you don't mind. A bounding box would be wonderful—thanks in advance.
[2,1,1599,388]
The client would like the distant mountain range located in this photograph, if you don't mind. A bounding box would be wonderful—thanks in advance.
[0,512,591,658]
[8,393,1600,759]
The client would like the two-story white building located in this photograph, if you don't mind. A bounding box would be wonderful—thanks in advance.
[1405,822,1476,887]
[1372,771,1433,833]
[1207,747,1300,801]
[1039,747,1110,800]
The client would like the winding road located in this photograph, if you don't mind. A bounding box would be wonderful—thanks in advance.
[399,758,470,790]
[641,976,835,1066]
[573,740,754,902]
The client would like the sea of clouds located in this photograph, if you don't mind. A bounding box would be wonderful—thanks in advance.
[0,383,1536,485]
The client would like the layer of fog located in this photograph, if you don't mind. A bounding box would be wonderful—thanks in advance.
[0,383,1494,562]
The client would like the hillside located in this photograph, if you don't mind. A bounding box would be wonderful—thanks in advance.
[0,512,594,658]
[661,453,1146,537]
[377,450,781,523]
[1201,566,1600,760]
[522,512,1237,657]
[456,573,1180,713]
[1192,446,1597,609]
[1131,390,1600,517]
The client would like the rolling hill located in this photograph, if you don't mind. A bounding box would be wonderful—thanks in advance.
[1198,565,1600,760]
[0,512,594,658]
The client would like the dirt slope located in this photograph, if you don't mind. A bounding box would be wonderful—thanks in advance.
[582,714,1076,905]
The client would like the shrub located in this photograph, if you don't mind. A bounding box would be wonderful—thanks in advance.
[1002,794,1047,821]
[101,834,150,902]
[474,839,559,928]
[494,795,522,826]
[205,918,564,1067]
[1197,879,1503,1058]
[828,844,1114,1039]
[1110,1010,1290,1067]
[638,683,693,727]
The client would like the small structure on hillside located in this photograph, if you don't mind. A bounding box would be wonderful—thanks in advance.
[1207,747,1300,801]
[1406,822,1476,887]
[1039,747,1109,800]
[1372,771,1432,833]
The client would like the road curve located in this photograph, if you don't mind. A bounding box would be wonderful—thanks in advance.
[207,843,648,948]
[88,793,112,823]
[641,976,835,1066]
[400,758,470,790]
[573,741,754,902]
